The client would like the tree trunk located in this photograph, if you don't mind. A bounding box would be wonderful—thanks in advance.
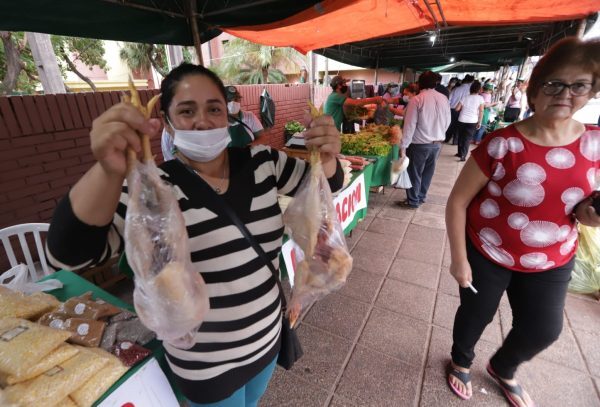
[0,32,24,95]
[60,50,97,91]
[146,45,169,77]
[262,66,269,84]
[28,32,66,94]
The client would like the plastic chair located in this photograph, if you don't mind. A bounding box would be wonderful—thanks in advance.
[0,223,51,282]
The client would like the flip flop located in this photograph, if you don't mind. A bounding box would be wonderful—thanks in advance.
[447,363,472,400]
[487,363,535,407]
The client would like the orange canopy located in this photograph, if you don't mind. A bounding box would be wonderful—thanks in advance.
[225,0,599,53]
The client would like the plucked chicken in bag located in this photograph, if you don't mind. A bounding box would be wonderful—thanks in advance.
[283,103,353,328]
[122,81,209,348]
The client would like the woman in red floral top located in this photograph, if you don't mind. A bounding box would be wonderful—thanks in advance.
[445,37,600,407]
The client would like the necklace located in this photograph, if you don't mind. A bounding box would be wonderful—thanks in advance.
[193,158,228,194]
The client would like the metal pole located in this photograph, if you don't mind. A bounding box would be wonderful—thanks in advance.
[516,43,530,80]
[186,0,204,66]
[576,18,587,38]
[374,54,380,87]
[324,56,329,86]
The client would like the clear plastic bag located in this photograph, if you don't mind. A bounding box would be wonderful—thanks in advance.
[569,225,600,297]
[125,159,209,348]
[0,264,63,294]
[122,81,209,349]
[394,156,412,189]
[283,151,353,327]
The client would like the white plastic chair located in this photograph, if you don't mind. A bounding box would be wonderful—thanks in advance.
[0,223,51,282]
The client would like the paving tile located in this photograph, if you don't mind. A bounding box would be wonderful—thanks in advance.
[376,279,436,322]
[573,329,600,377]
[388,258,440,290]
[425,326,503,399]
[404,224,447,245]
[433,292,502,344]
[353,230,403,254]
[417,203,446,217]
[518,357,600,407]
[442,245,452,267]
[343,227,365,251]
[377,205,416,222]
[396,239,443,265]
[337,267,384,304]
[336,345,420,407]
[350,245,395,276]
[411,212,447,230]
[534,323,587,373]
[328,395,358,406]
[438,268,460,297]
[261,368,329,406]
[359,307,429,367]
[289,324,352,389]
[565,295,600,333]
[366,217,408,237]
[423,193,449,206]
[353,215,374,231]
[419,367,507,407]
[303,292,370,340]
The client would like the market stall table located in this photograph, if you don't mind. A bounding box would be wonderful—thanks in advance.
[39,270,181,406]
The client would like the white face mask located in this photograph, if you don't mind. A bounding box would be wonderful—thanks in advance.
[227,101,241,114]
[169,119,231,163]
[403,95,410,103]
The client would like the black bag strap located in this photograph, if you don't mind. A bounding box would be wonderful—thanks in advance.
[228,114,255,136]
[163,160,288,309]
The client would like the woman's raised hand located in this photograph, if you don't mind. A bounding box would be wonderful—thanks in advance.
[304,115,342,163]
[90,103,161,177]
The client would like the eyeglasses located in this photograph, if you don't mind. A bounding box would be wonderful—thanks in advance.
[542,81,593,96]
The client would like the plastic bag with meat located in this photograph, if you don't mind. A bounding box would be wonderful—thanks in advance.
[282,103,353,328]
[122,80,209,348]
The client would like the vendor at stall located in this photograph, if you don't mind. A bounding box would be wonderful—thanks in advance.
[324,75,384,131]
[226,85,265,147]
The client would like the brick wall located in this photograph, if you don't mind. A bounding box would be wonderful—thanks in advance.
[0,83,312,234]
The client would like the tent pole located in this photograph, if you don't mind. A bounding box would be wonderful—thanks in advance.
[324,55,329,86]
[516,42,530,79]
[576,18,587,38]
[186,0,204,66]
[374,54,380,87]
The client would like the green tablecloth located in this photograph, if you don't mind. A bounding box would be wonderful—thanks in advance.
[39,270,182,405]
[361,144,399,186]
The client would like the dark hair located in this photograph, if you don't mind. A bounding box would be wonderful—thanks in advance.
[462,74,475,83]
[527,36,600,112]
[159,63,227,119]
[418,71,437,89]
[470,80,482,94]
[405,83,419,95]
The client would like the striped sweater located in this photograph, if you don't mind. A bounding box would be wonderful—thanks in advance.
[47,145,343,403]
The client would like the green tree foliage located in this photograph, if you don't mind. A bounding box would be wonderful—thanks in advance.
[213,38,305,84]
[0,32,107,95]
[119,43,169,77]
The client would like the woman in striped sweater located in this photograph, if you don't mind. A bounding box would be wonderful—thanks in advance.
[46,64,343,406]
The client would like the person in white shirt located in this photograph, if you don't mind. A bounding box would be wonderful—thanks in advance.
[445,75,475,144]
[455,81,484,161]
[399,71,451,208]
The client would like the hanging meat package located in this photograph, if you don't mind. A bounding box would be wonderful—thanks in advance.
[122,81,209,349]
[283,103,353,328]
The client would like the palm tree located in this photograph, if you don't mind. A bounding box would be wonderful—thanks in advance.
[119,42,169,77]
[214,38,305,84]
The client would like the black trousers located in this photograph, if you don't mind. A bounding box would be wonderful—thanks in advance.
[457,122,478,159]
[445,108,460,143]
[451,239,574,379]
[503,107,521,122]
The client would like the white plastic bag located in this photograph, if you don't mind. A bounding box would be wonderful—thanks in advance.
[394,156,412,189]
[0,264,62,294]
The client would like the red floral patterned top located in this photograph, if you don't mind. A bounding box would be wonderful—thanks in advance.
[467,124,600,272]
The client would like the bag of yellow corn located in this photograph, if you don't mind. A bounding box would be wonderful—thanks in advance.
[0,318,71,377]
[0,287,60,320]
[0,343,79,386]
[3,347,108,407]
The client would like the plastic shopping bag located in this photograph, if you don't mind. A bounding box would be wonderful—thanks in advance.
[282,102,353,328]
[569,225,600,297]
[0,264,63,294]
[123,81,209,349]
[394,156,412,189]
